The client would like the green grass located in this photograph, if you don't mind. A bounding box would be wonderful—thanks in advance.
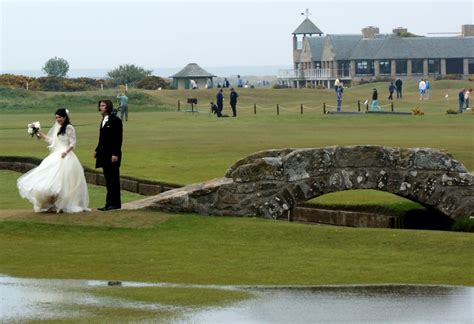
[0,86,472,185]
[0,81,473,291]
[0,214,472,286]
[90,286,251,307]
[308,189,424,216]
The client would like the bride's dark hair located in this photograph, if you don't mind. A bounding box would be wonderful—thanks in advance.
[55,108,71,136]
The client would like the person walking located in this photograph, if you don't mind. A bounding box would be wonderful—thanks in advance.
[458,88,465,113]
[418,79,426,100]
[334,78,340,92]
[116,92,129,121]
[216,88,224,117]
[395,78,403,98]
[230,88,239,117]
[95,99,123,211]
[370,88,382,111]
[465,88,471,109]
[388,81,395,100]
[336,85,343,112]
[425,79,431,99]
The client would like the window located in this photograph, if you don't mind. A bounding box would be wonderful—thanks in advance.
[446,58,463,74]
[395,60,407,75]
[411,59,423,75]
[379,60,390,75]
[469,59,474,74]
[428,59,440,75]
[338,60,350,77]
[356,60,374,75]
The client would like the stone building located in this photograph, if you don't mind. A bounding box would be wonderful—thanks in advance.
[170,63,216,90]
[278,17,474,88]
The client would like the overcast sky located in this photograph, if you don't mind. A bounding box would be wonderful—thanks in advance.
[1,0,473,74]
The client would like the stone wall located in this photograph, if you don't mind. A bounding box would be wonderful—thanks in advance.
[123,146,474,220]
[0,156,180,196]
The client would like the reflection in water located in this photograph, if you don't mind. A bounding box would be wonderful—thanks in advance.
[183,286,474,323]
[0,275,472,323]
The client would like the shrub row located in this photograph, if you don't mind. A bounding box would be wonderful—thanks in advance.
[0,74,171,92]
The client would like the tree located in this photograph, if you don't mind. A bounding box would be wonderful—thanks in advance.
[42,57,70,77]
[107,64,152,86]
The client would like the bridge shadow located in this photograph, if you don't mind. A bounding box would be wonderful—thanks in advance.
[290,189,454,230]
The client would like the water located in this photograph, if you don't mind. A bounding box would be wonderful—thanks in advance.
[1,275,472,323]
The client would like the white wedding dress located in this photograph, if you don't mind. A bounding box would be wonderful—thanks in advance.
[17,122,90,213]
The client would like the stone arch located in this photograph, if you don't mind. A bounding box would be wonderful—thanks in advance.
[124,146,474,220]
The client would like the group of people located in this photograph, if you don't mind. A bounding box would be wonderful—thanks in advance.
[388,79,403,100]
[211,88,239,117]
[418,79,431,100]
[17,100,124,213]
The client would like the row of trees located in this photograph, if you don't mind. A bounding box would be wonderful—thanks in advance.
[42,57,167,88]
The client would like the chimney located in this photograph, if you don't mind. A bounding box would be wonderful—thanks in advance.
[392,27,408,36]
[362,26,379,38]
[462,24,474,37]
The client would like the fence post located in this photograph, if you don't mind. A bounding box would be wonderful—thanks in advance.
[358,100,361,112]
[323,102,326,114]
[391,102,394,112]
[277,104,280,115]
[366,102,369,112]
[300,104,303,114]
[177,100,180,111]
[254,103,256,114]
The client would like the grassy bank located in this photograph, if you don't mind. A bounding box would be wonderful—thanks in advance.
[0,212,472,286]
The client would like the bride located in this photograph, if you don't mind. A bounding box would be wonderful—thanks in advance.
[17,108,90,213]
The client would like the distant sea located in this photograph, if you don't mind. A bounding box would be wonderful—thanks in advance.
[2,65,292,78]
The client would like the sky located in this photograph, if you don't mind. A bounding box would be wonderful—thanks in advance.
[1,0,473,76]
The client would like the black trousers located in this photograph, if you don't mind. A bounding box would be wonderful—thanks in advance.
[231,103,237,116]
[397,89,402,98]
[217,102,223,117]
[103,163,121,208]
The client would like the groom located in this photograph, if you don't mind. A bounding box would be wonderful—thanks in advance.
[95,99,123,211]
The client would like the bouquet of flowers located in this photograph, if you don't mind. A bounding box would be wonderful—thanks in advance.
[27,121,41,137]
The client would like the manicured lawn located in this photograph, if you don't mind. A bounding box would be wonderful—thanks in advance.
[0,81,472,185]
[0,82,472,321]
[0,212,472,286]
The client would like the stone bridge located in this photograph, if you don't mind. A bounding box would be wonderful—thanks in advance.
[123,146,474,220]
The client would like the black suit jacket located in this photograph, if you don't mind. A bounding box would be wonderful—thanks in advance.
[95,114,123,168]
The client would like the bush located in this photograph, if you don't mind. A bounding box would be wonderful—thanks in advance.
[0,75,106,91]
[136,76,171,90]
[411,107,424,115]
[0,74,35,88]
[443,74,463,80]
[451,218,474,232]
[446,109,458,114]
[273,84,290,89]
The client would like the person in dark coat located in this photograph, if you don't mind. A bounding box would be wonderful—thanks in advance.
[388,81,395,100]
[458,88,466,113]
[216,89,224,117]
[229,88,239,117]
[395,78,403,99]
[95,99,123,211]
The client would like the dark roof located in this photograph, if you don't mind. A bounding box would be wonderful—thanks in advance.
[307,37,325,60]
[293,18,323,35]
[327,35,363,60]
[303,33,474,61]
[350,37,387,60]
[170,63,216,78]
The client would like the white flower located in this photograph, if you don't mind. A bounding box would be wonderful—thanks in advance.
[27,121,41,137]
